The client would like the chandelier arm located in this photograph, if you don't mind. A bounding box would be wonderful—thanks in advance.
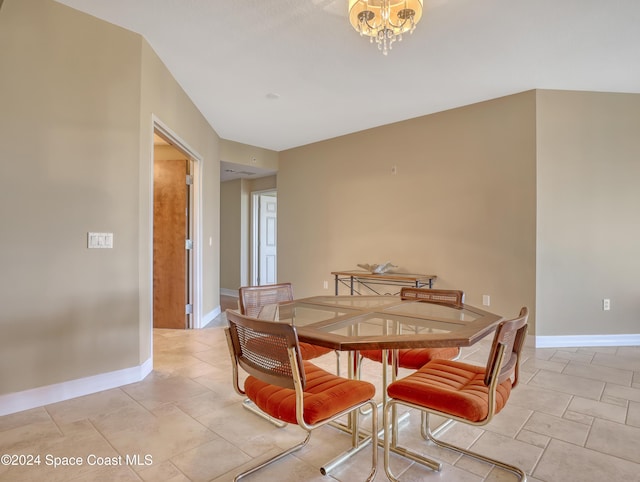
[385,17,409,30]
[361,15,411,33]
[373,13,415,31]
[361,17,380,31]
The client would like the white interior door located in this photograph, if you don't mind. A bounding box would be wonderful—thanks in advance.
[258,193,277,285]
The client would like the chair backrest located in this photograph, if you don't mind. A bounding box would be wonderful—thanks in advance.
[484,307,529,388]
[238,283,295,317]
[225,309,305,391]
[400,287,465,308]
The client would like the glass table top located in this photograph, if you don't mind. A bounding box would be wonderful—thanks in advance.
[382,301,479,322]
[316,312,462,337]
[266,302,361,327]
[265,296,502,351]
[302,295,404,309]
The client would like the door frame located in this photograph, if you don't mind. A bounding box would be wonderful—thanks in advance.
[251,189,277,286]
[151,117,204,329]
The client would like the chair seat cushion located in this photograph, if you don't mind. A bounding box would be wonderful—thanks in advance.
[387,359,512,422]
[299,342,333,360]
[360,347,460,369]
[245,361,375,425]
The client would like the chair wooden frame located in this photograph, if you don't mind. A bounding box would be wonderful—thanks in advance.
[237,282,339,427]
[236,283,298,427]
[238,282,295,317]
[399,287,465,307]
[239,283,341,369]
[226,310,378,482]
[383,307,529,482]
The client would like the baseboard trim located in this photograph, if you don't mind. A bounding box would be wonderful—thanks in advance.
[220,288,238,297]
[201,306,221,327]
[0,357,153,417]
[536,334,640,348]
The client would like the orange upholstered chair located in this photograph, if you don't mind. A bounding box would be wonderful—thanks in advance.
[238,282,295,316]
[225,310,378,482]
[238,283,333,360]
[237,283,338,426]
[383,307,529,481]
[359,288,465,371]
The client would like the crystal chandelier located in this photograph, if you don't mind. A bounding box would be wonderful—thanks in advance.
[348,0,423,55]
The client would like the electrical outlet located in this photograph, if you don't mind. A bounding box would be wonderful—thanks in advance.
[603,298,610,311]
[482,295,490,306]
[323,280,329,290]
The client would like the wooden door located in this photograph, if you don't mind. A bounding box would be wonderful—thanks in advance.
[153,158,189,329]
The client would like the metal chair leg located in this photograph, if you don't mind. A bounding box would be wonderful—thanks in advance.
[422,413,527,481]
[238,399,378,482]
[383,400,442,482]
[234,432,311,481]
[321,399,378,481]
[242,398,286,428]
[421,412,455,439]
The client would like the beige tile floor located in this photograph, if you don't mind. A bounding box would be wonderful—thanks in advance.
[1,304,640,481]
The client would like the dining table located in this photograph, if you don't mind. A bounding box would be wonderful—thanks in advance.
[262,294,502,352]
[256,294,504,474]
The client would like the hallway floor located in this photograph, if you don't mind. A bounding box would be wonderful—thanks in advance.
[1,309,639,481]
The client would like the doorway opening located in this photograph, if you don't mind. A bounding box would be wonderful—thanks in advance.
[251,190,277,286]
[152,120,202,329]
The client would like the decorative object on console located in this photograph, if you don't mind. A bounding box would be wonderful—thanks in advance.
[357,262,398,274]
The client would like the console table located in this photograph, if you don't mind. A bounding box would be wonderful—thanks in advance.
[331,270,436,296]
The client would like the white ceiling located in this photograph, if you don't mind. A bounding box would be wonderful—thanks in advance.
[55,0,640,152]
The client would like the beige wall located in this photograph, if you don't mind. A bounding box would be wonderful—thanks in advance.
[139,39,220,354]
[220,180,244,290]
[220,139,278,171]
[536,90,640,336]
[0,0,141,394]
[279,89,640,339]
[220,175,277,291]
[279,92,538,330]
[0,0,220,397]
[250,175,277,193]
[218,137,278,293]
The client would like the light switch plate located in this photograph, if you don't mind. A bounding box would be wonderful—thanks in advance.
[88,232,113,249]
